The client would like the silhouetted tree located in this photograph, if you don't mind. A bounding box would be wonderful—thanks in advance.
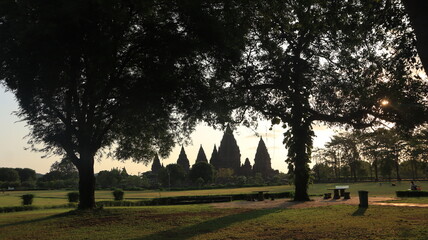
[158,164,186,188]
[195,145,208,163]
[49,157,78,180]
[96,170,120,189]
[217,125,241,173]
[177,146,190,172]
[0,168,20,182]
[224,0,427,201]
[326,133,362,181]
[0,1,250,209]
[14,168,36,183]
[189,161,215,184]
[403,1,428,72]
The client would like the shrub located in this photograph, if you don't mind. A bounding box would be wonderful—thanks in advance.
[0,206,38,213]
[21,194,34,205]
[396,191,428,198]
[97,200,148,207]
[67,192,79,203]
[112,189,124,201]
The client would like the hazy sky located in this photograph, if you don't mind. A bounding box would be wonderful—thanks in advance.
[0,85,334,175]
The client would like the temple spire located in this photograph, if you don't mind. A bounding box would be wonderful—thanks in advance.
[195,145,208,163]
[177,145,190,172]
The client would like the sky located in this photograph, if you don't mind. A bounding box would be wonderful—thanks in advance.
[0,85,335,175]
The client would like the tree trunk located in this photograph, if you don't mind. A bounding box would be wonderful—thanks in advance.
[395,156,401,181]
[374,159,379,182]
[77,154,96,210]
[289,122,312,202]
[352,166,357,182]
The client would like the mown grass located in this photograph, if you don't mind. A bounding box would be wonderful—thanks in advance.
[0,204,427,240]
[1,181,426,207]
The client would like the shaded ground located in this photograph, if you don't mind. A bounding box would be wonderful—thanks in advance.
[1,202,428,239]
[211,196,428,209]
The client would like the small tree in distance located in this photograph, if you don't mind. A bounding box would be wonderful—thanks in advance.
[189,162,215,185]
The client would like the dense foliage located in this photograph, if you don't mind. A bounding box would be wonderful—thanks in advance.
[218,0,427,200]
[0,0,250,209]
[312,125,428,182]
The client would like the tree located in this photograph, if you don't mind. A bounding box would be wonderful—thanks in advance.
[252,137,273,178]
[189,161,215,184]
[50,157,78,180]
[223,0,427,201]
[403,1,428,72]
[0,1,249,209]
[158,164,186,188]
[401,125,428,179]
[176,146,190,172]
[215,168,234,184]
[326,133,361,182]
[195,145,208,163]
[14,168,36,183]
[96,170,120,189]
[0,168,20,182]
[359,128,407,181]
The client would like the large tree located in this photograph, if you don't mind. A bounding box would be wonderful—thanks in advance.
[0,0,249,209]
[403,1,428,72]
[224,0,427,200]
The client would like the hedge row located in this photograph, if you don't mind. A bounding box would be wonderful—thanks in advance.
[396,191,428,198]
[1,191,294,212]
[0,203,77,213]
[97,191,294,207]
[228,191,294,201]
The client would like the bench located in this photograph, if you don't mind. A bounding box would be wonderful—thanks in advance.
[323,193,332,199]
[343,192,351,199]
[327,186,349,199]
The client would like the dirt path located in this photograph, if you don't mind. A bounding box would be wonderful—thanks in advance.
[210,196,428,209]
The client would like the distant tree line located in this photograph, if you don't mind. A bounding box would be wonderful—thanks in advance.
[312,125,428,182]
[0,167,37,189]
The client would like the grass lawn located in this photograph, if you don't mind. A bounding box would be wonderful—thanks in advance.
[0,204,427,240]
[1,181,427,207]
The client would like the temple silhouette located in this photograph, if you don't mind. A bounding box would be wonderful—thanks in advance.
[157,125,276,177]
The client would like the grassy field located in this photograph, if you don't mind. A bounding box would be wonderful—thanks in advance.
[1,181,427,207]
[0,204,427,240]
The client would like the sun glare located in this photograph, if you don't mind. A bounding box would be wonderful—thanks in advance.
[381,99,389,106]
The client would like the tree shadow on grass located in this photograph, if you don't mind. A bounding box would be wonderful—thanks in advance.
[0,208,97,228]
[133,208,280,240]
[352,207,367,216]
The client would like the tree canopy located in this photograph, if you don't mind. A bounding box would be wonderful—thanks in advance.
[219,0,428,200]
[0,0,250,209]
